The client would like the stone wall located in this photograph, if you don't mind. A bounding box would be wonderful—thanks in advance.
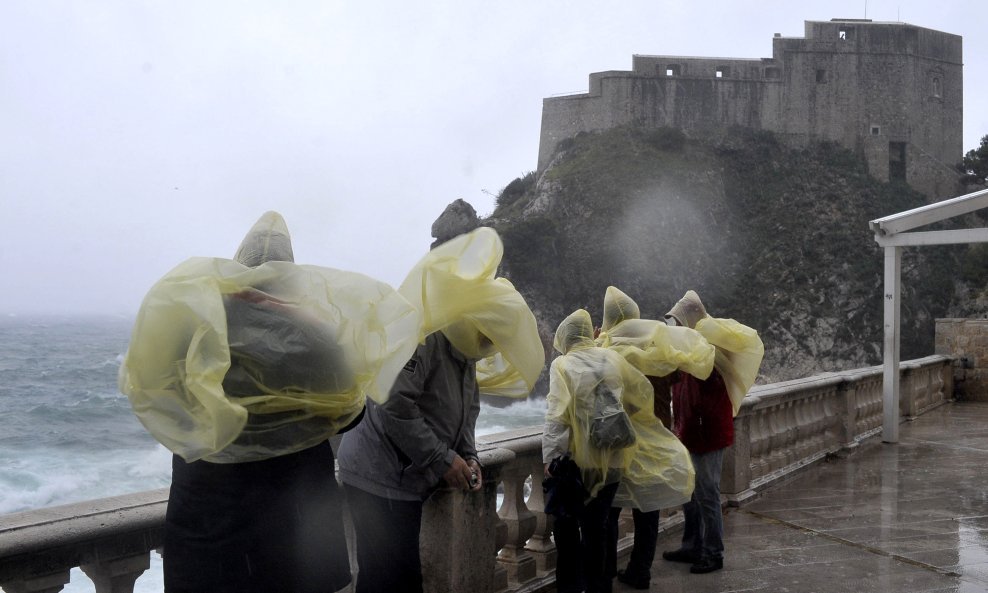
[936,318,988,401]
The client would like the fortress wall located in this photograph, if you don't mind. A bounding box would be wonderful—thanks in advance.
[537,75,639,170]
[909,55,964,165]
[631,55,769,80]
[538,70,785,169]
[537,19,963,199]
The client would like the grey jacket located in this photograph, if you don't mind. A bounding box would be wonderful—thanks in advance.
[337,332,480,501]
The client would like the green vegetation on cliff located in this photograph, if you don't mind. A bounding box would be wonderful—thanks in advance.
[488,126,980,384]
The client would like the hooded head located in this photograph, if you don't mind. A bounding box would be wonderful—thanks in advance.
[553,309,596,355]
[601,286,640,332]
[234,211,295,267]
[665,290,708,329]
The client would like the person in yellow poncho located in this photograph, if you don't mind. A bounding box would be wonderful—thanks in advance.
[119,211,420,593]
[594,286,714,589]
[543,309,658,593]
[338,227,543,593]
[660,290,764,575]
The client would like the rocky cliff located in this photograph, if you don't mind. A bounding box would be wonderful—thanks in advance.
[434,126,987,393]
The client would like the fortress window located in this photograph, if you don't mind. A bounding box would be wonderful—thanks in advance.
[933,77,942,98]
[765,67,780,79]
[816,69,827,83]
[871,125,881,136]
[716,66,728,78]
[666,65,680,77]
[839,28,854,40]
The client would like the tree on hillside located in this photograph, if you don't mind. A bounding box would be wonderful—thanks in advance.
[959,134,988,186]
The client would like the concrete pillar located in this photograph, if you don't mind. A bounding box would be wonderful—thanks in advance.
[421,447,512,593]
[835,376,857,450]
[722,412,754,505]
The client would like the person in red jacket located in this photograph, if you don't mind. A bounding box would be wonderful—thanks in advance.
[662,291,732,574]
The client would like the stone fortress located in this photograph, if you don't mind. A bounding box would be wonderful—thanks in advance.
[538,18,963,200]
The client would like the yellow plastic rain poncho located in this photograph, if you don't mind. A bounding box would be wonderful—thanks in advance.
[667,290,765,415]
[119,212,421,463]
[695,317,764,415]
[597,286,715,381]
[546,310,693,508]
[398,226,544,398]
[596,286,712,510]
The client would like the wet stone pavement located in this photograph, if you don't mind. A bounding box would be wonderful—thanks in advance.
[624,401,988,593]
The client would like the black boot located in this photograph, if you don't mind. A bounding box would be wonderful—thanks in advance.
[616,569,649,589]
[661,549,699,564]
[689,557,723,574]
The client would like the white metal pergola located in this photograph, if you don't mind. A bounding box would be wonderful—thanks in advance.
[870,187,988,442]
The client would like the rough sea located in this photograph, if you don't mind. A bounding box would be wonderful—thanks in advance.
[0,314,546,592]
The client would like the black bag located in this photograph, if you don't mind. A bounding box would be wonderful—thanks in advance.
[588,381,637,450]
[543,454,588,519]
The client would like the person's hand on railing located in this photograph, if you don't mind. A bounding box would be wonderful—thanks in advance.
[467,459,483,492]
[443,454,474,491]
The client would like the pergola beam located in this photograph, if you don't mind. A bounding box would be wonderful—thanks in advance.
[870,188,988,236]
[875,228,988,247]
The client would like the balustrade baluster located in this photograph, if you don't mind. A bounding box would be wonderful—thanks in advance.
[495,458,537,586]
[80,553,150,593]
[523,456,556,576]
[750,412,769,480]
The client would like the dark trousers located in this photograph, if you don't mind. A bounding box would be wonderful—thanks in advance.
[164,441,351,593]
[554,481,620,593]
[606,507,659,581]
[344,484,424,593]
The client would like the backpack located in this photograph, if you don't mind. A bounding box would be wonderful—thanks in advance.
[588,380,637,450]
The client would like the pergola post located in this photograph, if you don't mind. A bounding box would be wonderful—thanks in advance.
[882,245,901,443]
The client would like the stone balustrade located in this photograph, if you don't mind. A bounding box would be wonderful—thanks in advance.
[0,355,953,593]
[722,355,951,504]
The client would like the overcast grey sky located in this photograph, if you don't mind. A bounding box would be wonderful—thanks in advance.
[2,1,985,316]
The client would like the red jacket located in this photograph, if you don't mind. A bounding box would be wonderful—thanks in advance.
[671,369,734,454]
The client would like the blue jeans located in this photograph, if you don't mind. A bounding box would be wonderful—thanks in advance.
[680,448,725,561]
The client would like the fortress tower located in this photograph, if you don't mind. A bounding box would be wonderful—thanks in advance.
[538,19,963,199]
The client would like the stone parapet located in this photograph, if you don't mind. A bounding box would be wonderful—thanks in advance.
[722,355,952,503]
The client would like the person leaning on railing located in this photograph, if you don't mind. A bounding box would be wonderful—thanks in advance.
[338,227,544,593]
